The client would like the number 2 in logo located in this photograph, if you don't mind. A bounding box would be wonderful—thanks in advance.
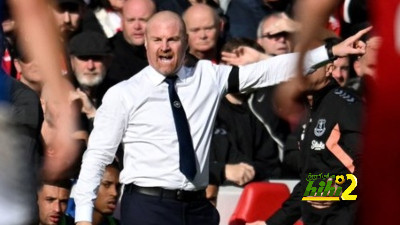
[341,174,357,200]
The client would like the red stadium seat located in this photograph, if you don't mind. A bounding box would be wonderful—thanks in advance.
[229,182,303,225]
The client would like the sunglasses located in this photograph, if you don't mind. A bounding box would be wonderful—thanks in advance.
[260,32,289,40]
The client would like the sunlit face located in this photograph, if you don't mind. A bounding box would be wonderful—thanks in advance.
[94,166,120,215]
[184,6,219,55]
[37,185,70,225]
[122,0,156,46]
[145,15,187,75]
[109,0,125,11]
[52,3,82,39]
[71,55,108,87]
[257,17,291,55]
[331,57,350,87]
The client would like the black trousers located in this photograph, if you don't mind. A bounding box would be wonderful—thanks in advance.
[121,187,220,225]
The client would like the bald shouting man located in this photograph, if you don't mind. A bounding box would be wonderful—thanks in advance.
[74,10,368,225]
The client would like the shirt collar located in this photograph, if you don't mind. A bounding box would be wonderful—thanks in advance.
[146,65,190,86]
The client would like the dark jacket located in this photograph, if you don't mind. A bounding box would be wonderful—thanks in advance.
[108,32,148,83]
[209,97,281,185]
[299,79,363,181]
[0,69,43,222]
[267,79,363,225]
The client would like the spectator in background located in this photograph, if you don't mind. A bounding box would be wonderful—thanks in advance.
[331,56,350,87]
[68,31,113,120]
[65,162,121,224]
[92,162,121,225]
[66,31,116,167]
[249,12,298,166]
[37,180,75,225]
[52,0,86,42]
[50,0,89,77]
[108,0,155,83]
[13,45,43,94]
[321,37,350,88]
[182,3,222,63]
[256,12,298,56]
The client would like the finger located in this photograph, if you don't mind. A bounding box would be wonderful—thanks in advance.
[247,166,255,178]
[221,51,237,58]
[249,170,255,179]
[68,91,79,102]
[76,87,84,94]
[354,40,366,53]
[355,40,366,49]
[243,168,255,183]
[347,26,373,42]
[237,177,245,186]
[221,55,238,64]
[240,162,252,169]
[347,47,366,55]
[241,162,254,171]
[242,164,255,178]
[242,169,251,181]
[76,90,89,100]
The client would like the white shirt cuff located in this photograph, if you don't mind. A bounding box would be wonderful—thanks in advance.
[75,204,93,223]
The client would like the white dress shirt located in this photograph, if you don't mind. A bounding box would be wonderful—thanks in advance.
[74,46,329,222]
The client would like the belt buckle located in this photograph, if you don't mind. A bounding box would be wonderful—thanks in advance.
[176,190,184,201]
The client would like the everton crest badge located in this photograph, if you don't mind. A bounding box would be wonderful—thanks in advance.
[314,119,326,137]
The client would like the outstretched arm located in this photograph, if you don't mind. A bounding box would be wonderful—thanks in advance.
[221,27,371,68]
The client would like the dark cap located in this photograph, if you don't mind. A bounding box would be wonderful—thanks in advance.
[56,0,84,5]
[69,31,112,57]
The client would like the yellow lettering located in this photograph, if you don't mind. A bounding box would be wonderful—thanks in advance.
[341,174,357,200]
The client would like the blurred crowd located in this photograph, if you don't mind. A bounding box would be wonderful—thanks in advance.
[0,0,376,224]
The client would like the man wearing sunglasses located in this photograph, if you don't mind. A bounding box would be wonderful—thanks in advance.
[256,12,298,56]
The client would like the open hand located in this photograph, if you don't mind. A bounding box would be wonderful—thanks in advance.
[221,47,271,66]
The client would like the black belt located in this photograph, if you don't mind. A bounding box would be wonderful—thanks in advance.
[124,183,206,201]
